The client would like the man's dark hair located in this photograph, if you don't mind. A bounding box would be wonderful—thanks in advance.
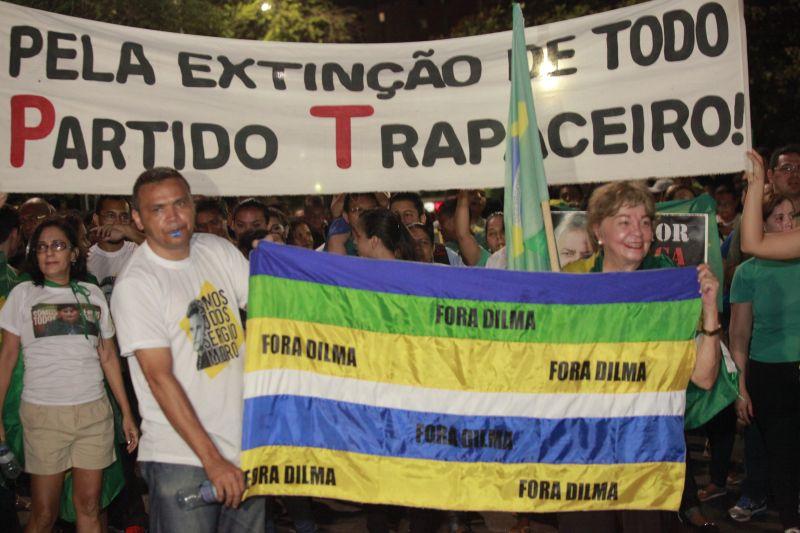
[196,198,228,218]
[132,167,191,210]
[406,222,434,244]
[343,193,378,214]
[390,192,425,217]
[769,144,800,169]
[25,217,88,286]
[0,205,20,245]
[232,198,269,221]
[304,195,325,209]
[714,185,735,196]
[94,196,130,215]
[267,207,288,227]
[436,198,457,219]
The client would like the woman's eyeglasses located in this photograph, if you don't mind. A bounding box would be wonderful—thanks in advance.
[35,240,71,253]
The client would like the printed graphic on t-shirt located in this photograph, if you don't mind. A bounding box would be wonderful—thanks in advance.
[31,303,100,338]
[179,281,244,378]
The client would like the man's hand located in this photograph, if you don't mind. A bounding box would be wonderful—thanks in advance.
[0,193,7,209]
[204,455,245,508]
[92,224,127,243]
[91,223,144,244]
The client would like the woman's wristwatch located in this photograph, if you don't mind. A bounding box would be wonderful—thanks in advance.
[699,324,723,336]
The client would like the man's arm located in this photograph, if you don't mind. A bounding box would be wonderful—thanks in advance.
[454,190,482,266]
[134,347,245,507]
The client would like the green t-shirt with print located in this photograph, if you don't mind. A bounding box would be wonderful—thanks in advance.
[730,257,800,363]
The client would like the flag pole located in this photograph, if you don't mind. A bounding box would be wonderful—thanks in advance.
[540,200,560,271]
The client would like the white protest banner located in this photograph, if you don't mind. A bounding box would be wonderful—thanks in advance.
[0,0,750,195]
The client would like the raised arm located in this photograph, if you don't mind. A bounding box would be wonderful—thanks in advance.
[455,190,483,266]
[741,150,800,259]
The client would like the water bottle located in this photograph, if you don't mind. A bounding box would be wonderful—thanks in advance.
[176,480,218,510]
[0,443,22,480]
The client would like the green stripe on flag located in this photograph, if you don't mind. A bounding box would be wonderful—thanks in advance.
[249,275,700,343]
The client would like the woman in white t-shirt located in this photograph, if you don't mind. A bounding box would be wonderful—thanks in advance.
[0,217,139,532]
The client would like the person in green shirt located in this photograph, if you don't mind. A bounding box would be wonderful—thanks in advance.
[730,189,800,530]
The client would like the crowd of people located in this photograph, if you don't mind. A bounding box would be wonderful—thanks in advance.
[0,143,797,533]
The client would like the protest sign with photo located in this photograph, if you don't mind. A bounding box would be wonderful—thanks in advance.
[551,210,708,270]
[0,0,750,195]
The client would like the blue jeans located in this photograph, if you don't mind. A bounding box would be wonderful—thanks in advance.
[140,461,265,533]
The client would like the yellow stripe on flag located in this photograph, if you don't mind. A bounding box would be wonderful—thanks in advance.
[245,317,695,394]
[241,445,684,512]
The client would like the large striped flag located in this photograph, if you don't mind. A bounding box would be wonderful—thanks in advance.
[242,243,700,511]
[504,3,552,272]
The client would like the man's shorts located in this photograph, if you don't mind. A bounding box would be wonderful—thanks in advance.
[20,396,115,475]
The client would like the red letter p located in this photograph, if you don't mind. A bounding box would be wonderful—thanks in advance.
[10,95,55,167]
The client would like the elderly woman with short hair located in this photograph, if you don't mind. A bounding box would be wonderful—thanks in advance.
[560,181,722,532]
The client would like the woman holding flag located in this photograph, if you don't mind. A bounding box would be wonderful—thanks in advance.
[560,181,723,532]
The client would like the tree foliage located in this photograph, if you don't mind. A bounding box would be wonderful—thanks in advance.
[11,0,231,36]
[11,0,359,42]
[225,0,359,43]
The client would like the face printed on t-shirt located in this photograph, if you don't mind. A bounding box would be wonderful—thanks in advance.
[31,303,100,338]
[179,281,244,378]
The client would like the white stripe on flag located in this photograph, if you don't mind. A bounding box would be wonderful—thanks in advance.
[244,369,686,419]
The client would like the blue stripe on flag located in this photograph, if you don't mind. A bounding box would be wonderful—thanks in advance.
[242,395,686,465]
[250,241,699,305]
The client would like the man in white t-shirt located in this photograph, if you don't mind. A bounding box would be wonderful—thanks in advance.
[87,196,143,302]
[111,168,263,533]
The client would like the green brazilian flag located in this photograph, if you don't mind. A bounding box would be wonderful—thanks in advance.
[0,252,124,521]
[503,3,552,272]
